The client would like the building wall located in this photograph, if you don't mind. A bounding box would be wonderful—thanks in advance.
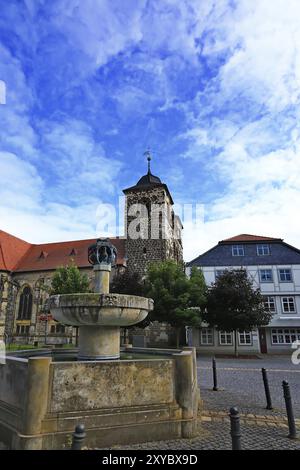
[190,327,260,354]
[186,260,300,355]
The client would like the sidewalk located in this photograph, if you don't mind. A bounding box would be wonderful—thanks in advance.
[100,418,300,450]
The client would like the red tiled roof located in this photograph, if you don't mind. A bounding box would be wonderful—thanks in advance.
[0,230,126,273]
[0,230,31,271]
[220,234,283,243]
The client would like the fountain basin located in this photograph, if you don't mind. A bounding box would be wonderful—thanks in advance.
[49,293,154,360]
[49,293,153,326]
[0,347,200,449]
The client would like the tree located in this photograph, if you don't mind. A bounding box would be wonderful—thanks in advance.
[49,263,90,346]
[202,269,273,356]
[50,263,90,295]
[145,261,207,348]
[110,270,145,297]
[110,270,148,343]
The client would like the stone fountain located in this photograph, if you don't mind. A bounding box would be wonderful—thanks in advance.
[50,238,153,360]
[0,239,200,450]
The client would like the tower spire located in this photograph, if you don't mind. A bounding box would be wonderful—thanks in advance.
[144,149,152,174]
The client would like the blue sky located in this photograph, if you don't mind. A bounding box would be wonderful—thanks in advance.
[1,0,300,260]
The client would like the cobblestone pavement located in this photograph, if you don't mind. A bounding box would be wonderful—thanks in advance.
[101,420,300,450]
[197,355,300,419]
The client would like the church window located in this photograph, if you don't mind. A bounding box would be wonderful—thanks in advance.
[18,286,33,320]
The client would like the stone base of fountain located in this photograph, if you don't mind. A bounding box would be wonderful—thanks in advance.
[0,347,200,450]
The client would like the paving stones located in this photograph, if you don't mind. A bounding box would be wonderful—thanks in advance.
[100,421,300,450]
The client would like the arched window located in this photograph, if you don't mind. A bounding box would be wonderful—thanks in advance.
[18,286,33,320]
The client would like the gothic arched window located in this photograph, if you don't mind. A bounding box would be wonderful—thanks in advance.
[18,286,33,320]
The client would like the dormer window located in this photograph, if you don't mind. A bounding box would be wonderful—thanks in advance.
[69,248,78,256]
[39,251,48,259]
[257,244,270,256]
[232,245,244,256]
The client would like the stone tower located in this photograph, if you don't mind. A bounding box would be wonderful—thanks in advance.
[123,152,183,275]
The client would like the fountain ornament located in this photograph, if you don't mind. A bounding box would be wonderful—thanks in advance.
[49,238,153,360]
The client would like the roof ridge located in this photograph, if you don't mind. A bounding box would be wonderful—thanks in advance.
[221,233,282,242]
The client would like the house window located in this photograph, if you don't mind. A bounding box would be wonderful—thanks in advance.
[281,297,296,313]
[219,331,233,345]
[271,329,300,345]
[278,269,292,282]
[215,270,226,280]
[232,245,244,256]
[200,328,213,345]
[263,296,276,313]
[238,331,252,345]
[17,286,33,320]
[257,244,270,256]
[259,269,273,282]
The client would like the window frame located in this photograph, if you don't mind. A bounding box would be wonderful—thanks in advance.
[263,296,276,313]
[231,245,245,257]
[238,331,252,346]
[17,286,33,320]
[257,244,270,256]
[215,269,226,280]
[259,269,273,283]
[281,296,296,314]
[271,328,300,345]
[200,328,214,345]
[278,268,293,283]
[219,331,233,345]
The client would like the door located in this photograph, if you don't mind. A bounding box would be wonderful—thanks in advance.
[259,328,268,354]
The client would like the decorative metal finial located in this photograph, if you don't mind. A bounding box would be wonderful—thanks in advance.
[88,238,117,267]
[144,149,151,174]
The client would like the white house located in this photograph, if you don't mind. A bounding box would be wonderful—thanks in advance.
[186,234,300,355]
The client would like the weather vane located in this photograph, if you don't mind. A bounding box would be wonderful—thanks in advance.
[143,148,152,173]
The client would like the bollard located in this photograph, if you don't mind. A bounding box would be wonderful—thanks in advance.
[282,381,297,439]
[212,357,218,391]
[262,368,273,410]
[71,424,86,450]
[229,407,241,450]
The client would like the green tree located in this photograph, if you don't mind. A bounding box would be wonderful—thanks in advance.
[49,263,90,347]
[110,270,145,297]
[50,263,90,295]
[145,261,207,348]
[110,270,148,343]
[203,269,272,356]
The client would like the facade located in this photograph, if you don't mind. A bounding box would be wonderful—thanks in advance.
[186,234,300,355]
[0,162,182,346]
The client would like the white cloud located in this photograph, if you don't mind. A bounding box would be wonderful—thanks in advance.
[180,0,300,260]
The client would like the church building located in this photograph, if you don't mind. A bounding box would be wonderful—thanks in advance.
[0,158,183,346]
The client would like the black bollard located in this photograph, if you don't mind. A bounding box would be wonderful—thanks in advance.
[229,407,241,450]
[262,368,273,410]
[71,424,86,450]
[212,357,218,391]
[282,381,297,439]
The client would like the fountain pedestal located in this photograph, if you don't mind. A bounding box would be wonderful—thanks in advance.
[78,326,120,360]
[78,261,119,360]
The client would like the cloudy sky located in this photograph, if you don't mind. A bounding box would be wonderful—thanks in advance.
[1,0,300,261]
